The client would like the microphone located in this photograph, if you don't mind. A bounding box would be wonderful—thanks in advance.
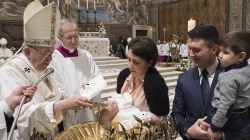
[8,68,54,140]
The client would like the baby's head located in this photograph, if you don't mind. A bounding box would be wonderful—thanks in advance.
[219,31,250,67]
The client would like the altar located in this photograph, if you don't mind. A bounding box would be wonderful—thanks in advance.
[78,37,110,57]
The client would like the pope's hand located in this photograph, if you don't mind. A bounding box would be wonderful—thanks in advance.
[54,96,92,114]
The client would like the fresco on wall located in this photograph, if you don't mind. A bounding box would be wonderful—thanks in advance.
[0,0,47,20]
[246,0,250,30]
[0,0,151,25]
[59,0,151,25]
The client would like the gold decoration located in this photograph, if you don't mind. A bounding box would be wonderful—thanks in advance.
[54,115,178,140]
[118,115,178,140]
[54,121,119,140]
[89,101,107,114]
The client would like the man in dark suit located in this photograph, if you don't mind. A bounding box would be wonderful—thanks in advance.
[172,24,223,140]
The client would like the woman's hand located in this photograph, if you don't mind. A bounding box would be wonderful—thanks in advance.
[98,100,119,124]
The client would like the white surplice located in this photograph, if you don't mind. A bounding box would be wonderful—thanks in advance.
[50,48,105,129]
[0,53,63,139]
[0,48,13,66]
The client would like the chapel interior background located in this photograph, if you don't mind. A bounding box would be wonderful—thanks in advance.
[0,0,250,52]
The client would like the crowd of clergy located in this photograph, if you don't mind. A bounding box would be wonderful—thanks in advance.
[156,39,188,63]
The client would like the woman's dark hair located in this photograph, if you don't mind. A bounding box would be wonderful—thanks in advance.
[128,37,158,67]
[221,30,250,61]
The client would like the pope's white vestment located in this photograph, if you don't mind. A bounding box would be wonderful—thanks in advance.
[0,53,63,139]
[50,48,104,129]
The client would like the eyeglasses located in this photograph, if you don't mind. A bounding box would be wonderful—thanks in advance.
[63,35,79,41]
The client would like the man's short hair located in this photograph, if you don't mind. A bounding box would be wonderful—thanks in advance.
[187,24,219,48]
[58,18,78,36]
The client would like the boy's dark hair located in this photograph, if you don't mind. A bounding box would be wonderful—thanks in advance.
[187,24,219,48]
[128,37,158,67]
[221,30,250,60]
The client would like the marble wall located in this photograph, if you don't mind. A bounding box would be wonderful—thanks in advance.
[159,0,226,42]
[229,0,243,31]
[246,0,250,30]
[228,0,250,31]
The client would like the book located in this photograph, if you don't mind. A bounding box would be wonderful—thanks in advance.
[79,74,107,100]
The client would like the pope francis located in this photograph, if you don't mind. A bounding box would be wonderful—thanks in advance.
[0,0,93,139]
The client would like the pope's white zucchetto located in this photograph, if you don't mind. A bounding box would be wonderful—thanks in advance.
[24,0,61,48]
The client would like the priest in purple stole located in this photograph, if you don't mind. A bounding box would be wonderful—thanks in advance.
[50,18,118,129]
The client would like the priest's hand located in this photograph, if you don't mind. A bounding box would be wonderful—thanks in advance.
[54,96,92,114]
[5,85,37,110]
[98,101,119,125]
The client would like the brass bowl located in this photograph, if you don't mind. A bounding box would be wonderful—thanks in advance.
[54,121,120,140]
[54,116,177,140]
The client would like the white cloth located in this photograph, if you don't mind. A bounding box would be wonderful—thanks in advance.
[161,43,170,56]
[156,44,162,55]
[110,93,151,129]
[50,48,105,129]
[0,48,13,66]
[179,43,188,57]
[0,100,12,140]
[0,100,17,140]
[0,53,63,139]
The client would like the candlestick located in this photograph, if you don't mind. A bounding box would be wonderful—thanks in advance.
[188,18,196,31]
[77,9,81,24]
[47,0,49,5]
[94,10,97,31]
[57,0,59,6]
[94,0,96,11]
[78,0,80,9]
[86,10,89,31]
[86,10,89,24]
[86,0,88,10]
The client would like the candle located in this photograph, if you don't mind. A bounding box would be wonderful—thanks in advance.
[94,0,96,10]
[47,0,49,5]
[126,0,128,12]
[86,0,88,10]
[188,18,196,31]
[78,0,80,9]
[57,0,59,6]
[163,28,166,41]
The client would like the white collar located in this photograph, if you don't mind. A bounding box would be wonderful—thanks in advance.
[198,58,218,77]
